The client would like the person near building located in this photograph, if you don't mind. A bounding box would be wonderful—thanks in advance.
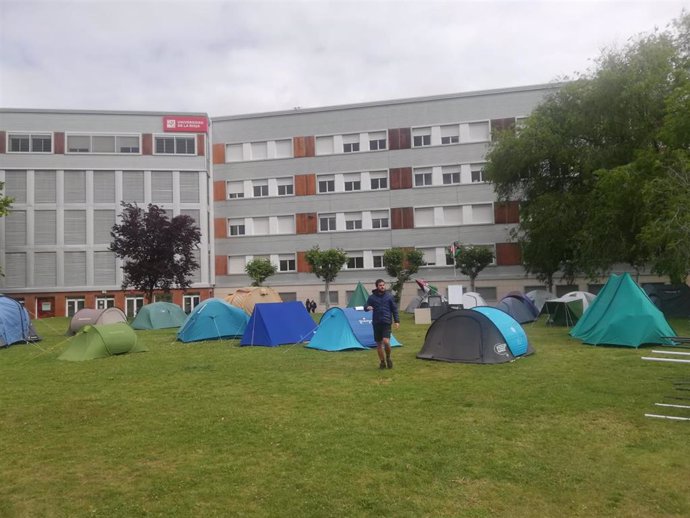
[365,279,400,369]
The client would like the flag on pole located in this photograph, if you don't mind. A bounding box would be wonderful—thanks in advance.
[450,241,460,258]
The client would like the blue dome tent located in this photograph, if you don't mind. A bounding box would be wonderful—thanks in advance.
[307,307,402,352]
[241,301,317,347]
[0,296,40,347]
[177,298,249,343]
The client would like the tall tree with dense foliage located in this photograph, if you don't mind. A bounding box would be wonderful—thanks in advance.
[245,258,277,287]
[383,248,425,305]
[0,182,12,276]
[485,12,690,283]
[110,203,201,302]
[305,246,348,309]
[451,244,495,292]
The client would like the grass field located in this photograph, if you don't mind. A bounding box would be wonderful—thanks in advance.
[1,313,690,517]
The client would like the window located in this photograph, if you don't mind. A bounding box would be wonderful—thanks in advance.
[118,136,139,153]
[344,174,361,192]
[445,252,455,266]
[253,181,268,197]
[227,181,244,199]
[155,136,195,154]
[96,297,115,310]
[8,133,52,153]
[421,248,437,266]
[228,256,246,274]
[414,168,433,187]
[443,206,463,225]
[343,134,360,153]
[319,214,336,232]
[475,287,497,302]
[125,296,145,317]
[370,171,388,190]
[347,256,364,269]
[412,127,431,147]
[318,176,335,193]
[275,139,292,158]
[442,166,461,185]
[279,254,296,272]
[471,204,493,224]
[320,291,339,304]
[66,298,85,317]
[471,164,485,183]
[316,136,334,155]
[373,252,384,268]
[229,219,245,236]
[468,121,490,141]
[441,125,459,144]
[227,143,244,161]
[371,211,389,229]
[369,131,387,151]
[345,213,362,230]
[250,141,267,160]
[415,207,435,227]
[66,134,138,153]
[183,294,201,313]
[252,217,269,235]
[277,178,293,196]
[276,216,295,234]
[93,136,115,153]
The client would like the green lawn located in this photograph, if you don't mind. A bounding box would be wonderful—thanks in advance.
[1,314,689,517]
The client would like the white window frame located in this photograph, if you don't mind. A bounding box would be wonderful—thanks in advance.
[125,296,145,317]
[278,254,296,272]
[343,134,360,153]
[7,132,53,153]
[414,169,433,187]
[229,219,246,236]
[369,131,387,151]
[343,173,361,192]
[95,297,115,309]
[227,181,245,199]
[371,211,389,229]
[65,297,85,317]
[252,181,269,197]
[183,294,201,313]
[319,214,337,232]
[346,255,365,269]
[318,176,335,194]
[344,213,363,231]
[370,171,388,190]
[153,134,195,155]
[277,177,294,196]
[412,127,432,147]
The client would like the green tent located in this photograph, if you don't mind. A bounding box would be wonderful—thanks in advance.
[347,282,370,308]
[131,302,187,330]
[541,298,583,326]
[570,273,676,348]
[58,323,148,361]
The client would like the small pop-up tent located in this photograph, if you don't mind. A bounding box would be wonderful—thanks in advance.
[131,302,187,330]
[495,292,539,324]
[241,301,317,346]
[67,307,127,336]
[540,291,596,327]
[417,307,534,364]
[177,298,249,343]
[642,283,690,317]
[461,292,488,309]
[570,273,676,348]
[58,323,147,361]
[347,282,370,308]
[225,287,282,315]
[525,290,554,314]
[0,295,40,347]
[306,307,402,352]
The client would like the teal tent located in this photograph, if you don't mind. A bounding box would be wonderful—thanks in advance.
[177,298,249,343]
[131,302,187,330]
[347,282,370,308]
[570,273,676,348]
[307,308,402,352]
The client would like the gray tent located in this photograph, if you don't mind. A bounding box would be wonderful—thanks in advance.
[67,307,127,336]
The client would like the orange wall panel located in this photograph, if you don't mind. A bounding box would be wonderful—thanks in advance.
[496,242,522,266]
[215,255,228,275]
[295,174,316,196]
[214,217,227,238]
[54,132,65,154]
[212,143,225,164]
[197,134,205,156]
[142,134,153,155]
[494,201,520,224]
[213,180,226,201]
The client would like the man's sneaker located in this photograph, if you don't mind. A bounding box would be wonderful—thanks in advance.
[379,361,387,370]
[386,357,393,369]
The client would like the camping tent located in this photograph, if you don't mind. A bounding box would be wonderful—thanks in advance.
[525,290,554,313]
[306,307,402,352]
[347,282,370,308]
[67,307,127,336]
[642,283,690,317]
[570,273,676,348]
[495,292,539,324]
[130,302,187,330]
[461,292,488,309]
[58,323,147,361]
[417,307,534,364]
[540,291,596,327]
[0,295,40,347]
[225,287,282,315]
[177,298,249,343]
[241,301,317,346]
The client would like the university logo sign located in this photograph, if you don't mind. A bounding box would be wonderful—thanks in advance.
[162,116,208,133]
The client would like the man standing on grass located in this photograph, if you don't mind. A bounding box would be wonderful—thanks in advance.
[365,279,400,370]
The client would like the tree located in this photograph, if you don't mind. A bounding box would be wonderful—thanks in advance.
[110,203,201,302]
[305,246,348,309]
[0,182,13,276]
[451,244,494,292]
[245,258,277,286]
[383,248,424,306]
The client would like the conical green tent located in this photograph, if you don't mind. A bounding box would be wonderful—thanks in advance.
[570,273,676,348]
[58,323,148,361]
[131,302,187,330]
[347,282,370,308]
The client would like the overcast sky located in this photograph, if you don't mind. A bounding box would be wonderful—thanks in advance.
[0,0,686,116]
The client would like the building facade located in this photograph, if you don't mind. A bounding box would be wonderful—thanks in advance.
[0,110,214,317]
[210,84,559,309]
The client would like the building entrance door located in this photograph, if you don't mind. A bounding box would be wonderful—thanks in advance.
[37,297,56,318]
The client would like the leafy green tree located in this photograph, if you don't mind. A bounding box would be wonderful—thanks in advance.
[452,244,495,292]
[383,248,424,306]
[110,203,201,302]
[245,258,277,287]
[0,182,13,276]
[305,246,348,309]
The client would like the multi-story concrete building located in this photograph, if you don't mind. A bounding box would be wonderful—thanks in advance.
[210,84,560,309]
[0,109,214,317]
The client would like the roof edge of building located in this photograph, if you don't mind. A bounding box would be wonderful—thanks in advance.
[0,107,209,117]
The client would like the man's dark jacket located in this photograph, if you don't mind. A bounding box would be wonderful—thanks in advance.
[366,289,400,325]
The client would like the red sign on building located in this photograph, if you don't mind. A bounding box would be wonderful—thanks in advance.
[163,116,208,133]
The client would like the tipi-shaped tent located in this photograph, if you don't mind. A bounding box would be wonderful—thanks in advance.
[570,273,676,348]
[307,308,402,352]
[177,298,249,343]
[241,301,317,346]
[347,282,370,308]
[131,302,187,330]
[67,307,127,336]
[58,323,147,361]
[225,287,282,315]
[417,307,534,364]
[495,292,539,324]
[0,295,40,347]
